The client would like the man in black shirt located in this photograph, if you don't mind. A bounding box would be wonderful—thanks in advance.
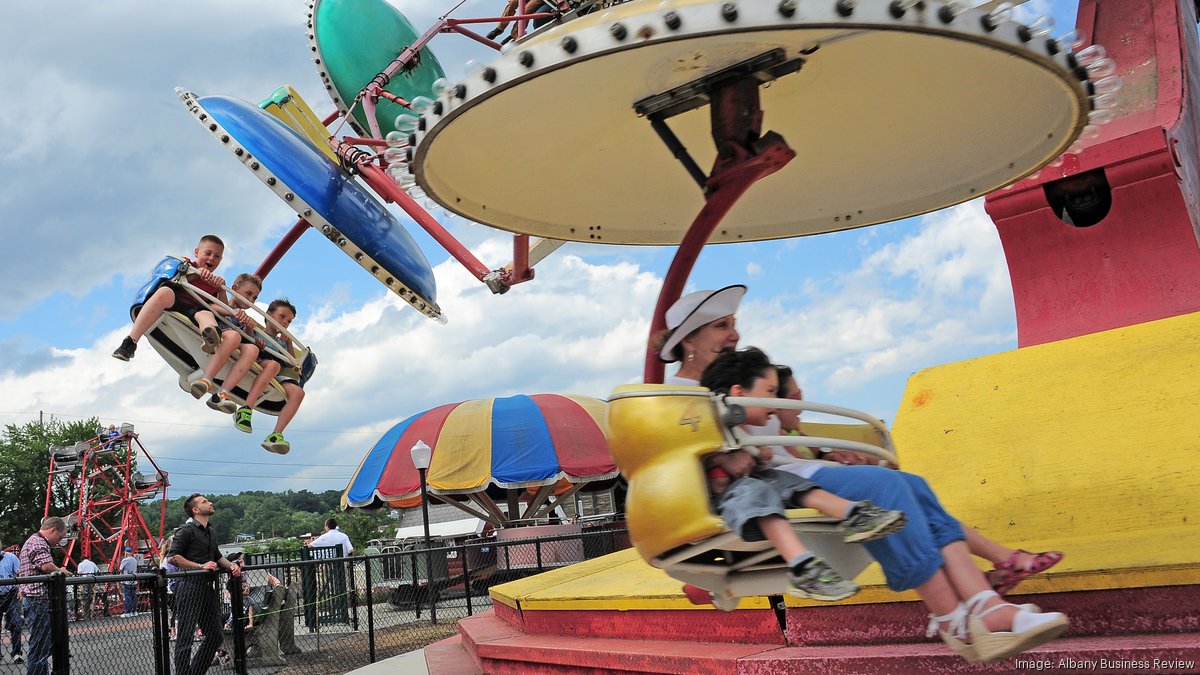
[168,494,241,675]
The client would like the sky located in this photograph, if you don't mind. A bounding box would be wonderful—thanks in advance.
[0,0,1075,498]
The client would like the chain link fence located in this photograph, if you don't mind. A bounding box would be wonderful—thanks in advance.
[0,527,629,674]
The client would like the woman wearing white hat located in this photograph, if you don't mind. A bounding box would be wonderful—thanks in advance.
[651,286,1062,595]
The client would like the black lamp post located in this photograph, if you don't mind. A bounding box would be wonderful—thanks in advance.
[409,440,436,624]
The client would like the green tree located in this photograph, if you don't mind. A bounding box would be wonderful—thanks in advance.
[0,416,103,548]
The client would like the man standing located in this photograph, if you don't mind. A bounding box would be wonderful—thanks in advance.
[168,494,241,675]
[74,556,99,622]
[307,519,354,556]
[19,517,71,675]
[0,540,23,664]
[307,518,354,624]
[118,547,138,617]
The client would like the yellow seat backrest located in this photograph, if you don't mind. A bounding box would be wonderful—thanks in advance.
[608,384,728,563]
[259,85,337,161]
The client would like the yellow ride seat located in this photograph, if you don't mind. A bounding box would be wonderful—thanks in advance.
[259,85,338,161]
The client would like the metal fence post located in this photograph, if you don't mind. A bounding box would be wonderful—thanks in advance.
[348,557,359,632]
[49,572,69,675]
[461,544,473,617]
[364,556,376,663]
[535,539,544,572]
[230,573,248,675]
[152,569,171,675]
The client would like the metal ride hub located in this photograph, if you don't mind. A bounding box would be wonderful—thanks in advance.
[407,0,1106,380]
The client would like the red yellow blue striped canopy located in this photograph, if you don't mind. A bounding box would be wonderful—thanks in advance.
[341,394,615,509]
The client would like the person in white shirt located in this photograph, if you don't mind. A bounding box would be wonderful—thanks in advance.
[307,519,353,556]
[74,556,99,622]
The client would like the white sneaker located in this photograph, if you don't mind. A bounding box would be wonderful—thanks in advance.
[213,390,239,414]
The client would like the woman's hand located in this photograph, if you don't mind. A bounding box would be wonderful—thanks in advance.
[823,450,885,466]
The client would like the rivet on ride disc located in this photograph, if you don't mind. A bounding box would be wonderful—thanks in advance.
[611,23,627,40]
[664,11,682,28]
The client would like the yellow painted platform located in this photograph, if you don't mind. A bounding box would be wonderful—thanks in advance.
[893,310,1200,591]
[490,547,920,611]
[494,312,1200,613]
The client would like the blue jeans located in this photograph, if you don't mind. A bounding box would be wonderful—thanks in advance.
[809,465,966,591]
[0,591,21,656]
[174,579,223,675]
[122,583,137,615]
[22,597,50,675]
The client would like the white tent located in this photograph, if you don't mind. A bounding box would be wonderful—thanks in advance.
[393,517,485,542]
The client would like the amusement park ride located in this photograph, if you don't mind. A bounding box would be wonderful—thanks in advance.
[46,424,169,572]
[142,0,1200,669]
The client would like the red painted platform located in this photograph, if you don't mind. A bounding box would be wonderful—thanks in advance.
[430,585,1200,673]
[443,611,1200,674]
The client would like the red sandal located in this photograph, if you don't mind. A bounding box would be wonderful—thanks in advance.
[987,550,1064,595]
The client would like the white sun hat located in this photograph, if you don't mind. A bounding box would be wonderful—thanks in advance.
[659,285,746,363]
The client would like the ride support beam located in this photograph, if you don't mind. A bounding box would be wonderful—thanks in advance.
[359,162,496,284]
[255,218,311,281]
[643,79,795,383]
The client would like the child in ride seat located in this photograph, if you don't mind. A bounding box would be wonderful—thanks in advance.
[233,298,306,455]
[113,234,228,361]
[190,273,265,413]
[699,346,907,601]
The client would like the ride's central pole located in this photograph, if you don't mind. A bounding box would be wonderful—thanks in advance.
[642,78,795,383]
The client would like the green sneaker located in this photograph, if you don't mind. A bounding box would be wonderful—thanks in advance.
[262,433,290,455]
[234,407,253,433]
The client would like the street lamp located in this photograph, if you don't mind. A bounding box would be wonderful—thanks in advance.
[409,440,436,624]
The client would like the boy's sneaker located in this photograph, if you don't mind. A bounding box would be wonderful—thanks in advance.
[187,372,214,399]
[262,433,290,455]
[112,337,137,361]
[201,326,221,354]
[842,501,907,543]
[206,394,223,412]
[234,407,253,433]
[787,558,858,602]
[213,390,239,414]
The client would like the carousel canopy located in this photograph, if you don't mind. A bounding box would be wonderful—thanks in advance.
[342,394,615,510]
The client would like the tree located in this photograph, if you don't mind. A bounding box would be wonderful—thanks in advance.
[0,416,102,548]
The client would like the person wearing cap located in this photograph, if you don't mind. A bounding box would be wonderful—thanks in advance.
[653,284,745,385]
[119,546,138,617]
[652,286,1062,596]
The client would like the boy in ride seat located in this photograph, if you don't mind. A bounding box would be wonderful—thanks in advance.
[190,273,266,413]
[233,299,306,455]
[113,234,227,361]
[699,346,907,601]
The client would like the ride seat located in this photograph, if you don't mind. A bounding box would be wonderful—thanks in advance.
[259,85,338,161]
[608,384,874,602]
